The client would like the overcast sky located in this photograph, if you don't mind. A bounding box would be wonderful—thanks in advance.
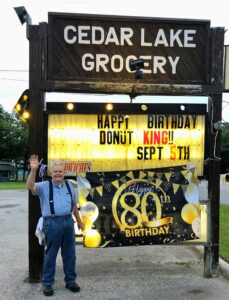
[1,0,229,121]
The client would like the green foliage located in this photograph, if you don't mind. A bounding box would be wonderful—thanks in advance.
[0,104,29,161]
[221,124,229,173]
[220,204,229,262]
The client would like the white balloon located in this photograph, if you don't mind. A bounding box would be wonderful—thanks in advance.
[80,201,99,223]
[184,183,199,204]
[77,176,91,188]
[77,176,91,197]
[186,171,193,182]
[192,217,201,238]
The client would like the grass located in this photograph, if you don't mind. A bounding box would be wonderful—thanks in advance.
[0,181,27,190]
[220,204,229,262]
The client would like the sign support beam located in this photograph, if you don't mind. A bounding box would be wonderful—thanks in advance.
[204,27,224,277]
[28,24,46,282]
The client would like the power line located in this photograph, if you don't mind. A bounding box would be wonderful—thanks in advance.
[0,70,28,72]
[0,78,27,82]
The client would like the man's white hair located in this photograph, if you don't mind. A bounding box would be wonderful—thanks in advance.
[50,161,65,172]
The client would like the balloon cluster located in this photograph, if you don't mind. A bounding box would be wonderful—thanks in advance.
[80,201,101,248]
[181,183,201,237]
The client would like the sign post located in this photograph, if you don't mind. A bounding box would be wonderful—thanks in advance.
[204,27,224,277]
[28,24,46,282]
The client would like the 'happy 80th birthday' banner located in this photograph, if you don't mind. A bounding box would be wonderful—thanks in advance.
[77,165,203,248]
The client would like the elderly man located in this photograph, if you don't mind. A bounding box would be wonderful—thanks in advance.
[27,154,84,297]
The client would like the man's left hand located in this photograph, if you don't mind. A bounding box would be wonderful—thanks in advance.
[77,221,85,232]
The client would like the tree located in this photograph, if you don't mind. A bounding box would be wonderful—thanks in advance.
[0,104,29,180]
[221,124,229,173]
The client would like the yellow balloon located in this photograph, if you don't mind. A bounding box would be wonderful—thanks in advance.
[84,230,101,248]
[79,196,87,207]
[193,204,201,214]
[81,216,92,230]
[181,203,200,224]
[79,189,87,207]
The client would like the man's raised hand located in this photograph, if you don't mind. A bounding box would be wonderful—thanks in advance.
[29,154,40,170]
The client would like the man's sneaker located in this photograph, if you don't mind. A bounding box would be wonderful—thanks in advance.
[65,282,80,293]
[43,285,54,296]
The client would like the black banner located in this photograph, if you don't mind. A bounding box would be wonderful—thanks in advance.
[77,165,201,248]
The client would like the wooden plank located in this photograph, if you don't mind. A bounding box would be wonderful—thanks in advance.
[28,24,46,282]
[204,27,224,277]
[39,22,48,82]
[29,80,223,95]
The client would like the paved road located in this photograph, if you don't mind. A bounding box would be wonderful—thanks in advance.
[219,183,229,204]
[0,189,228,300]
[198,180,229,204]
